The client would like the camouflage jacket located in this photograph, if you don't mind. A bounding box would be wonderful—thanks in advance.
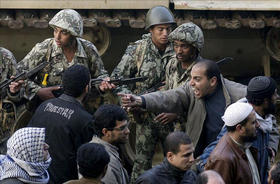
[111,33,174,94]
[16,38,108,100]
[0,47,17,146]
[164,55,202,90]
[0,47,17,84]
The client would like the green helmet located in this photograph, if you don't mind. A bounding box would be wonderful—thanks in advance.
[168,22,204,52]
[49,9,83,37]
[145,6,176,30]
[266,28,280,61]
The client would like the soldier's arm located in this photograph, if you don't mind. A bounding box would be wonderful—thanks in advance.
[14,40,50,100]
[111,43,138,94]
[87,43,108,79]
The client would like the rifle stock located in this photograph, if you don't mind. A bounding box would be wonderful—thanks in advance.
[0,61,49,90]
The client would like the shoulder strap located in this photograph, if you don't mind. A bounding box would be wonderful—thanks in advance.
[135,40,148,76]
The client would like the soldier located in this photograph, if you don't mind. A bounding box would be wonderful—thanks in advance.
[155,22,205,127]
[111,6,176,183]
[9,9,113,114]
[0,47,17,154]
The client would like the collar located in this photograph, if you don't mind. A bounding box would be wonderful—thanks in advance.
[59,94,83,107]
[51,38,87,59]
[91,136,119,158]
[144,33,174,58]
[162,158,185,180]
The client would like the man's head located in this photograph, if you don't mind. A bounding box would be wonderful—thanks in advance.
[49,9,83,47]
[7,127,50,163]
[169,22,204,63]
[268,161,280,184]
[164,131,194,171]
[189,60,221,98]
[223,102,258,143]
[77,143,110,179]
[196,170,225,184]
[62,64,90,98]
[247,76,278,115]
[93,104,129,145]
[145,6,176,48]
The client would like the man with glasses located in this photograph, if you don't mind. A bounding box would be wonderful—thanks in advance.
[91,104,130,184]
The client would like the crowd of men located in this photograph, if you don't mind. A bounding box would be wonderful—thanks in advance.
[0,5,279,184]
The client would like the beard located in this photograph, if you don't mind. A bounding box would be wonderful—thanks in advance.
[241,135,257,143]
[264,100,276,115]
[241,129,258,143]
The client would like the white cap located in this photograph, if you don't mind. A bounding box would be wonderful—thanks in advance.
[222,102,253,126]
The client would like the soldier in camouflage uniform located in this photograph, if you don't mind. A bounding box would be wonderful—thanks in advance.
[111,6,176,183]
[10,9,112,114]
[154,22,205,128]
[0,47,17,153]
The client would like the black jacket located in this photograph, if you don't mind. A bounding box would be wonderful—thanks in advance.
[135,158,196,184]
[28,94,94,184]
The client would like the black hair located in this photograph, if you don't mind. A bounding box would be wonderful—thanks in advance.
[164,131,192,155]
[271,161,280,184]
[226,116,249,132]
[194,60,221,83]
[77,143,110,178]
[62,64,90,97]
[93,104,128,137]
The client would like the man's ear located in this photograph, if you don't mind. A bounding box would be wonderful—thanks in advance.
[236,124,244,134]
[85,84,89,93]
[210,76,217,87]
[102,128,109,137]
[166,151,174,162]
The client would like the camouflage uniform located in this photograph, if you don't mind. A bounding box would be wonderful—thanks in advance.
[165,56,196,90]
[0,47,17,153]
[164,22,204,132]
[111,33,175,183]
[16,9,108,114]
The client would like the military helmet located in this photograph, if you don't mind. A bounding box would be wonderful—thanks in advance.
[266,28,280,61]
[145,6,176,30]
[49,9,83,37]
[168,22,204,52]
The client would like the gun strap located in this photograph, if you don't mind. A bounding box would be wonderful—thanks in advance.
[40,40,54,85]
[135,40,148,77]
[134,40,148,91]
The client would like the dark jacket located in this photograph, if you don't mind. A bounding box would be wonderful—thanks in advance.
[135,158,196,184]
[205,133,258,184]
[28,94,94,184]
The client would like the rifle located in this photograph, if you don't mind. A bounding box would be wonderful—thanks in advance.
[0,61,49,90]
[138,81,165,95]
[216,57,233,65]
[52,76,148,97]
[90,76,148,86]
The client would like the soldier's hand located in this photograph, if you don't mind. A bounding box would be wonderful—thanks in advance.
[99,77,116,92]
[9,76,24,94]
[37,86,61,101]
[118,93,142,111]
[154,113,178,125]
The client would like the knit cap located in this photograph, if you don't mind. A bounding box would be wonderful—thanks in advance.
[247,76,276,99]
